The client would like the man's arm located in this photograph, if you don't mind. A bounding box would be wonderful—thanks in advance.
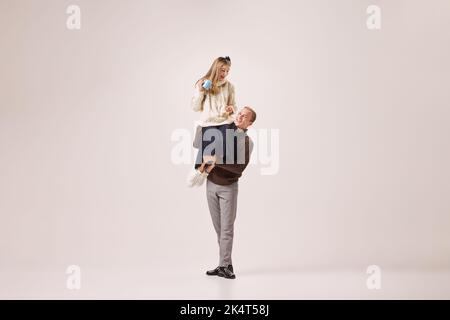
[211,137,253,176]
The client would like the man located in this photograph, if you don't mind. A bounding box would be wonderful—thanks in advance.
[196,106,257,279]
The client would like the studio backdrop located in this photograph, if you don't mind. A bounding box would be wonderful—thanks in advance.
[1,0,449,298]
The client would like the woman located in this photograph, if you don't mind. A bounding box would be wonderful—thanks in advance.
[188,56,237,187]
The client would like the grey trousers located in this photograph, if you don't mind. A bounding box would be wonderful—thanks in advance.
[206,179,238,267]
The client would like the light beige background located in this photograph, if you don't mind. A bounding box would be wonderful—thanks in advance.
[1,0,449,299]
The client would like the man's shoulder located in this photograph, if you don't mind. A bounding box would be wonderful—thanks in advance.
[212,121,235,129]
[247,135,254,154]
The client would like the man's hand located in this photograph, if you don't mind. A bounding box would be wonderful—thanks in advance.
[203,154,217,164]
[202,154,217,173]
[225,105,235,115]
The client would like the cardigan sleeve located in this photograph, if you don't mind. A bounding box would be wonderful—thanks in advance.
[191,81,206,112]
[227,82,236,109]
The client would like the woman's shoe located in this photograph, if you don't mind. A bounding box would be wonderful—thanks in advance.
[186,168,209,187]
[186,168,201,187]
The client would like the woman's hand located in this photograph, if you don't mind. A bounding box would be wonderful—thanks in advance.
[196,80,207,93]
[225,105,235,115]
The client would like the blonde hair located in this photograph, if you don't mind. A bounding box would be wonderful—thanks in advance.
[196,57,231,95]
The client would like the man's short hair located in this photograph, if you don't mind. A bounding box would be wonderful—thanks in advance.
[243,106,257,123]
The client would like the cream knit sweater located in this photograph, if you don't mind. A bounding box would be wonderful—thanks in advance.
[191,79,236,127]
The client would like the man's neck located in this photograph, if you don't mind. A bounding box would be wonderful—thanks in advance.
[233,121,247,132]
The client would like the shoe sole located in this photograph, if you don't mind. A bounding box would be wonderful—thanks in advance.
[218,273,236,279]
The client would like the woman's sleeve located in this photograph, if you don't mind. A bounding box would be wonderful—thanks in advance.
[227,82,237,109]
[191,81,206,112]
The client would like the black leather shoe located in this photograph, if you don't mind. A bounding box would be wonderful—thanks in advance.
[206,266,221,276]
[218,266,236,279]
[228,264,234,273]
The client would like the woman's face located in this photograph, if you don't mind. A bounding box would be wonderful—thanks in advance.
[218,65,230,81]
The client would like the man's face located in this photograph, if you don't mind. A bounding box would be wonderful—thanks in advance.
[235,108,253,129]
